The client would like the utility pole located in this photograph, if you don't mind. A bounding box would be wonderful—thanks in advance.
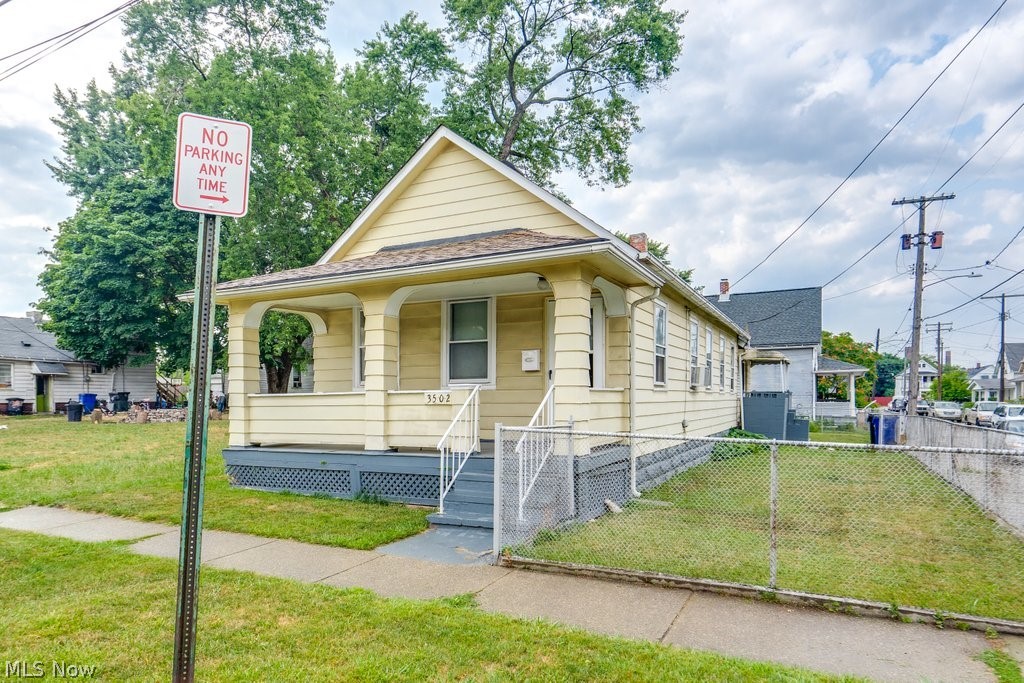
[893,193,954,415]
[980,293,1024,402]
[925,322,952,400]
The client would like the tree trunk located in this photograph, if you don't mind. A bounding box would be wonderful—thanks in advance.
[265,361,293,394]
[499,108,527,160]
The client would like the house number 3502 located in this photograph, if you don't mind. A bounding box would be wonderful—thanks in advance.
[425,393,452,404]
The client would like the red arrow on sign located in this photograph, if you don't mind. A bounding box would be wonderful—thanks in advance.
[199,194,230,203]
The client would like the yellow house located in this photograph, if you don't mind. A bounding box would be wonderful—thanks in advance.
[218,126,748,525]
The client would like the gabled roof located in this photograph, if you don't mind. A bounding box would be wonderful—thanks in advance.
[969,377,1002,391]
[1004,343,1024,373]
[0,316,78,363]
[705,287,821,348]
[816,356,868,375]
[219,229,604,292]
[316,125,638,266]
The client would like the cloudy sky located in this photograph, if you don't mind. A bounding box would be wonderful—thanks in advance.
[1,0,1022,369]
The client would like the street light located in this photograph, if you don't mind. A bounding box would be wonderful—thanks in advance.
[923,272,981,288]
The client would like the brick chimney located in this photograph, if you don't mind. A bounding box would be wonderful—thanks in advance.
[718,278,730,302]
[628,232,648,254]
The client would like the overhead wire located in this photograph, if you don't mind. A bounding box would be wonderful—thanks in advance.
[730,0,1009,289]
[0,0,141,83]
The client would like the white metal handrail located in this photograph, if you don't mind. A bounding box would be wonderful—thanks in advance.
[516,384,560,520]
[437,385,481,513]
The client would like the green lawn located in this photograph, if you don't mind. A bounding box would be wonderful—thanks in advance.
[524,443,1024,622]
[0,417,428,549]
[0,529,852,682]
[809,428,870,444]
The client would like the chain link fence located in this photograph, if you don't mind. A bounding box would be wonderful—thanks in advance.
[495,425,1024,624]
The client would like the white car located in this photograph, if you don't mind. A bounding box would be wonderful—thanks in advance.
[928,401,963,422]
[993,404,1024,430]
[965,401,998,426]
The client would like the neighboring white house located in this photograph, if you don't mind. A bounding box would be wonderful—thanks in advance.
[893,359,938,402]
[0,315,157,413]
[968,344,1024,402]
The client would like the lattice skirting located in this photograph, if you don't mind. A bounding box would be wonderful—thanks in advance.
[222,449,442,506]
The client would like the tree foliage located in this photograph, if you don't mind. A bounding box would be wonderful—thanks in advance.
[873,353,905,397]
[926,366,971,403]
[818,331,880,408]
[442,0,685,187]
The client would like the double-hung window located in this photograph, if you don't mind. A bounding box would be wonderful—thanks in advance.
[447,299,491,384]
[654,303,667,385]
[0,362,11,389]
[719,334,726,389]
[729,344,736,391]
[704,328,713,387]
[689,319,699,385]
[354,309,366,387]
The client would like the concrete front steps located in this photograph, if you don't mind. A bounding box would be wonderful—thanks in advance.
[427,455,494,529]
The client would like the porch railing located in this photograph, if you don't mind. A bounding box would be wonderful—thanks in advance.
[437,385,481,513]
[516,384,564,521]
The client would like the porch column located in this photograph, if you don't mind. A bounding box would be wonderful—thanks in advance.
[847,373,856,417]
[545,266,592,430]
[314,309,354,392]
[227,303,262,447]
[361,294,399,451]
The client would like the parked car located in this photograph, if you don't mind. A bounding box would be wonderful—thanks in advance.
[928,401,963,421]
[916,400,931,416]
[965,401,999,427]
[993,404,1024,430]
[889,398,907,413]
[1002,417,1024,434]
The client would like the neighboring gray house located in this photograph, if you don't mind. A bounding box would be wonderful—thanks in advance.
[0,315,157,413]
[708,284,864,419]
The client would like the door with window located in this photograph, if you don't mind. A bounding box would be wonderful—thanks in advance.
[35,374,50,413]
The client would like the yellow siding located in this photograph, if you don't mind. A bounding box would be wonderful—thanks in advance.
[631,295,741,437]
[313,309,354,392]
[247,393,365,446]
[480,293,546,438]
[399,302,441,390]
[338,143,593,260]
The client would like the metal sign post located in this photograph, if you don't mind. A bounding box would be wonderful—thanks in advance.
[172,212,220,683]
[170,112,251,683]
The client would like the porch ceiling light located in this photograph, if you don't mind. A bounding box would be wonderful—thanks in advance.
[537,277,551,291]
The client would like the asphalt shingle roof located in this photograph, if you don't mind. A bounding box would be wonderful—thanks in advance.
[218,229,605,293]
[0,316,77,363]
[816,356,868,374]
[705,287,822,348]
[1004,342,1024,373]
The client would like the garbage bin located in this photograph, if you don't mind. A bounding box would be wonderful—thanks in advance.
[5,397,23,416]
[66,399,83,422]
[109,391,130,412]
[868,414,880,444]
[78,393,97,413]
[880,414,899,445]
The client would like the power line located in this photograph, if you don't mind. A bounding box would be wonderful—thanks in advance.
[934,97,1024,193]
[730,0,1009,289]
[823,272,906,300]
[925,263,1024,320]
[0,0,140,83]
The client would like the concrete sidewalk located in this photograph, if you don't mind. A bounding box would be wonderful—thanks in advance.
[2,506,1018,682]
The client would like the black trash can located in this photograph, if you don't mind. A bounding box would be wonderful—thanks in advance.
[868,414,880,444]
[66,399,83,422]
[109,391,131,413]
[5,397,24,416]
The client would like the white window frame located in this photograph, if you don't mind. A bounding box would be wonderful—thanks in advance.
[442,297,496,387]
[729,343,736,391]
[0,362,11,389]
[704,327,713,387]
[719,333,726,390]
[590,297,606,389]
[654,302,667,386]
[353,308,366,389]
[689,318,700,386]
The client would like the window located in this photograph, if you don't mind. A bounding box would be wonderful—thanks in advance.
[689,319,699,384]
[729,344,736,391]
[719,334,726,389]
[446,299,492,384]
[704,328,713,387]
[0,362,10,388]
[354,309,366,387]
[292,368,303,388]
[654,303,667,385]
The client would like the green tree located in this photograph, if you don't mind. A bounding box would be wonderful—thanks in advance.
[873,353,905,397]
[37,176,196,370]
[926,366,971,403]
[442,0,685,188]
[818,331,880,408]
